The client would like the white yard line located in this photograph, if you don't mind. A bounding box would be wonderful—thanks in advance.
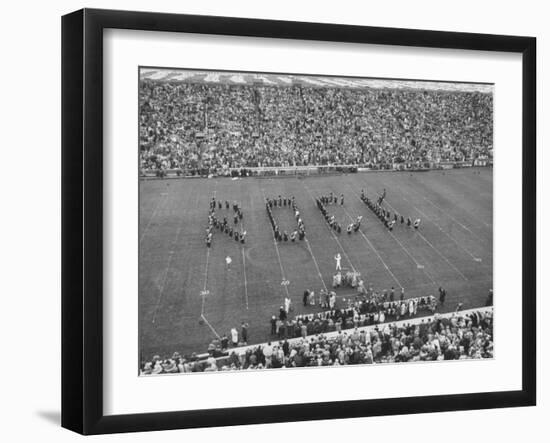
[200,247,211,316]
[150,186,199,324]
[151,213,188,324]
[415,230,469,281]
[346,184,438,287]
[241,247,249,310]
[302,184,357,273]
[340,205,403,288]
[304,238,329,292]
[412,187,492,235]
[140,191,169,245]
[201,185,216,321]
[200,314,221,339]
[151,250,175,324]
[260,188,290,299]
[239,197,249,310]
[411,204,484,263]
[383,198,469,282]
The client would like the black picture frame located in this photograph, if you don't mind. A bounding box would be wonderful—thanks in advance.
[62,8,536,435]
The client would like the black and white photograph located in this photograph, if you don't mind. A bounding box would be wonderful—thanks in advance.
[0,0,544,439]
[138,67,494,375]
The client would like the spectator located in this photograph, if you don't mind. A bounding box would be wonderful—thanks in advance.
[241,322,249,344]
[139,79,493,175]
[140,309,493,374]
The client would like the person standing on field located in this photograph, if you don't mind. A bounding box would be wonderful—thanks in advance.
[334,253,342,271]
[241,322,248,344]
[439,287,446,305]
[230,327,238,346]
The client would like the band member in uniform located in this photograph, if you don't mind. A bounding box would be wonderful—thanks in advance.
[378,188,386,205]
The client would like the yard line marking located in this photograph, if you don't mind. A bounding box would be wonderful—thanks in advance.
[239,196,249,310]
[152,220,185,324]
[302,184,357,273]
[203,188,216,294]
[428,175,493,228]
[424,193,491,229]
[304,238,329,292]
[150,186,197,324]
[386,185,489,265]
[383,198,469,282]
[410,204,485,263]
[140,191,169,245]
[414,229,469,281]
[201,314,221,340]
[346,184,438,287]
[151,250,174,324]
[201,248,211,315]
[324,184,405,286]
[260,188,290,299]
[408,186,491,236]
[201,185,217,319]
[241,247,249,310]
[339,205,403,288]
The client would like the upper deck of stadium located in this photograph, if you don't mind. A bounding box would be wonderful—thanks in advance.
[140,68,494,94]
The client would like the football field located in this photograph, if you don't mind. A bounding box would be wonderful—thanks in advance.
[139,168,493,359]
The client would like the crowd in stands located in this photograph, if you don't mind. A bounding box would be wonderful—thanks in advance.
[140,308,493,374]
[139,80,493,174]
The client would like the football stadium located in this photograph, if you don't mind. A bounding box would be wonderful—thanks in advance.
[138,69,493,374]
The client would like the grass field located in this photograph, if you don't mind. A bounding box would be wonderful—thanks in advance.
[139,168,493,359]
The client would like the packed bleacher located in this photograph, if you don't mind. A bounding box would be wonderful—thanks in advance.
[140,308,493,374]
[139,80,493,175]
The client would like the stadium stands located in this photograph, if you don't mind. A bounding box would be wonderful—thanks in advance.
[139,80,493,176]
[140,308,493,374]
